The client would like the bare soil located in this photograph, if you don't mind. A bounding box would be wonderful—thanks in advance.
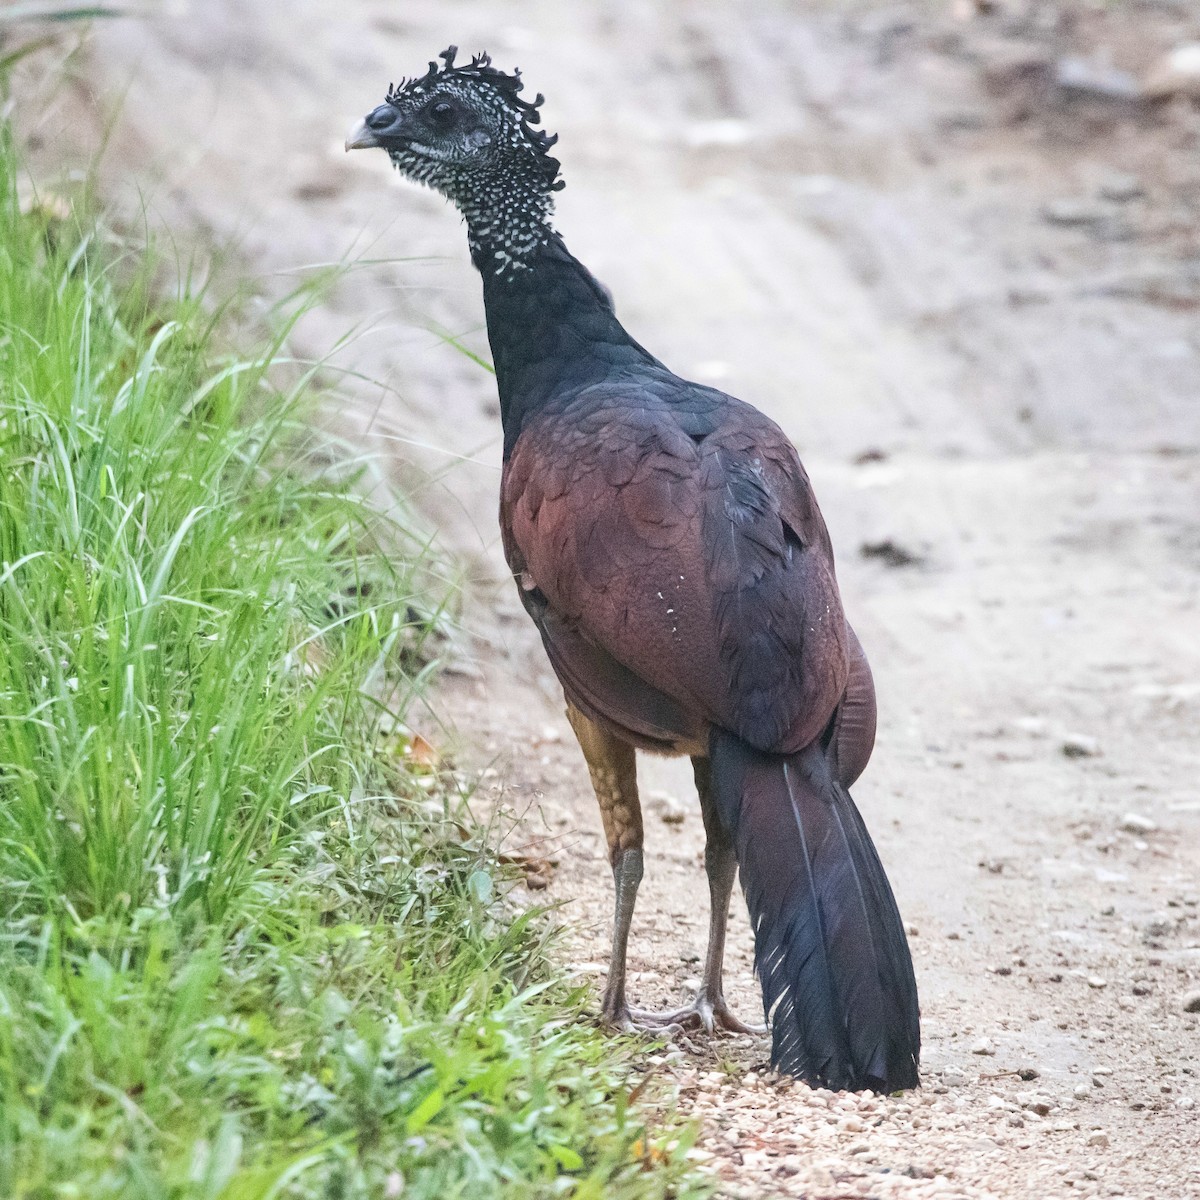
[17,1,1200,1196]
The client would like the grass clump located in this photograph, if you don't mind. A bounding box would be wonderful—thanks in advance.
[0,130,706,1200]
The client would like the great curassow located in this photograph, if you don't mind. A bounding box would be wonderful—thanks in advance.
[347,47,920,1092]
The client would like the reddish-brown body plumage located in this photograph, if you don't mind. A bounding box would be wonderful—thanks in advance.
[501,386,854,758]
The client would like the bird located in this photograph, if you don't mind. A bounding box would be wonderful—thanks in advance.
[347,47,920,1092]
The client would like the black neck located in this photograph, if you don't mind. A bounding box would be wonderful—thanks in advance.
[473,229,655,455]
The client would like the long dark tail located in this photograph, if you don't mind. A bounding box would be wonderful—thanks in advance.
[709,728,920,1091]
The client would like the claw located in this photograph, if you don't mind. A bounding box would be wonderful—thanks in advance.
[600,1004,683,1036]
[601,992,765,1037]
[655,992,767,1036]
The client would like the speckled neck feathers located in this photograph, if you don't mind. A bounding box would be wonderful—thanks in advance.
[455,158,558,277]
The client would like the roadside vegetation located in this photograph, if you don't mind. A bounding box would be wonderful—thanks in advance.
[0,123,705,1199]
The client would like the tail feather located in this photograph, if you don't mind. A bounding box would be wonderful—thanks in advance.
[710,728,920,1091]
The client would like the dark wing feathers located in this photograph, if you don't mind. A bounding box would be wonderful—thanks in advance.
[501,380,848,753]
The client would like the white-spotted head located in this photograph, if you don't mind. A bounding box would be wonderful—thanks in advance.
[347,46,564,244]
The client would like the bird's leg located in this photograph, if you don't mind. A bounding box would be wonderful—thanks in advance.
[565,703,655,1033]
[651,757,766,1036]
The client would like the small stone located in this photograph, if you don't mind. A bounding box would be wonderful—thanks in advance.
[1087,1131,1109,1148]
[1074,1082,1092,1099]
[1018,1067,1040,1081]
[859,538,925,568]
[905,922,919,937]
[1119,813,1157,834]
[1181,990,1200,1014]
[1087,976,1108,990]
[971,1037,996,1056]
[1177,1096,1195,1110]
[979,41,1053,96]
[1098,173,1144,204]
[1062,733,1101,758]
[1024,1097,1053,1116]
[1054,56,1141,104]
[1145,43,1200,102]
[648,790,687,825]
[1042,200,1108,229]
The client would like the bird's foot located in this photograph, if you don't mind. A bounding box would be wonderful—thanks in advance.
[601,991,765,1037]
[599,1000,685,1035]
[653,990,766,1036]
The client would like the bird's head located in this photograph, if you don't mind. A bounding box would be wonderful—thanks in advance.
[346,46,563,212]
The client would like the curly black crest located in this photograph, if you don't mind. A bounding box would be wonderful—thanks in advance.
[387,46,564,193]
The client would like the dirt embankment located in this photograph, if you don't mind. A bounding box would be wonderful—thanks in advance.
[17,2,1200,1196]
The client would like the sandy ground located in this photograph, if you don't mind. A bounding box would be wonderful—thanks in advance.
[13,1,1200,1196]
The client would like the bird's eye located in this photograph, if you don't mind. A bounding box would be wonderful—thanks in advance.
[430,101,455,125]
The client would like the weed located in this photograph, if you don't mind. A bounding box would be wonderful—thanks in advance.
[0,128,707,1199]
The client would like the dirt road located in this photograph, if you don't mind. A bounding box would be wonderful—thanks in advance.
[20,1,1200,1195]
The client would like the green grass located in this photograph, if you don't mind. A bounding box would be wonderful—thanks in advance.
[0,129,706,1199]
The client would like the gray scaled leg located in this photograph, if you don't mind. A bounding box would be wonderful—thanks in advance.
[566,702,659,1033]
[651,756,766,1035]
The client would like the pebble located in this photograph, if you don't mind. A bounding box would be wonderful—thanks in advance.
[1062,732,1101,758]
[1181,990,1200,1014]
[1098,174,1143,204]
[1144,43,1200,101]
[1119,813,1157,834]
[1054,56,1141,104]
[1041,201,1108,229]
[1087,1132,1109,1148]
[971,1037,996,1056]
[1087,976,1107,989]
[1074,1083,1092,1099]
[649,790,687,825]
